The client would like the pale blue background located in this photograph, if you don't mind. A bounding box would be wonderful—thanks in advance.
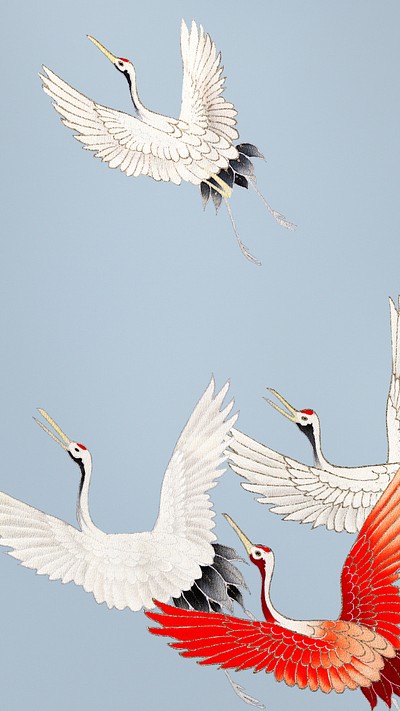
[1,1,400,709]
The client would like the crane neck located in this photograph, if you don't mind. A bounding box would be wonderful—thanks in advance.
[259,555,319,636]
[259,554,281,624]
[76,458,97,534]
[123,65,145,118]
[260,563,277,624]
[298,420,327,468]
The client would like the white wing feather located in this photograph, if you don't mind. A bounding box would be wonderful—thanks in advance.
[387,296,400,462]
[229,429,397,533]
[0,379,237,610]
[179,21,239,143]
[40,22,239,187]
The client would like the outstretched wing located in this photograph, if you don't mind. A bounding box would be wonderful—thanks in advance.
[154,378,237,568]
[40,51,237,187]
[0,380,237,612]
[229,429,393,534]
[341,465,400,648]
[387,297,400,463]
[179,21,239,146]
[0,490,185,611]
[147,602,391,693]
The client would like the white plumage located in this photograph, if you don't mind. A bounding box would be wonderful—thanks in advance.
[39,21,295,265]
[229,297,400,533]
[0,378,238,610]
[40,21,238,187]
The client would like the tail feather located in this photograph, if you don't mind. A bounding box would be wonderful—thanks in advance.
[361,651,400,708]
[200,143,261,212]
[199,142,295,264]
[172,542,246,614]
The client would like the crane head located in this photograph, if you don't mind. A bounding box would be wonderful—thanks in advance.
[87,35,133,74]
[224,514,274,570]
[34,409,91,466]
[265,388,319,431]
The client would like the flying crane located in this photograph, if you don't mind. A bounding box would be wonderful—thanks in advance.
[229,296,400,533]
[40,21,295,264]
[147,483,400,710]
[0,379,246,613]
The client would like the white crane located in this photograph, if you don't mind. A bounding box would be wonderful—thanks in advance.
[229,297,400,533]
[0,379,248,612]
[39,21,295,265]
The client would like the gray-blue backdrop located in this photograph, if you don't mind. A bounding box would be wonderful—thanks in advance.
[1,1,400,710]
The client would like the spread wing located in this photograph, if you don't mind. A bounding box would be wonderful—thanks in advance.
[40,26,239,188]
[154,378,237,562]
[0,493,195,610]
[0,379,237,611]
[147,602,391,693]
[179,21,239,145]
[387,297,400,463]
[229,429,394,534]
[341,465,400,648]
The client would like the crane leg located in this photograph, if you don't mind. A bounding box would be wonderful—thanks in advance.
[224,198,261,266]
[204,173,232,199]
[224,671,265,708]
[249,177,296,230]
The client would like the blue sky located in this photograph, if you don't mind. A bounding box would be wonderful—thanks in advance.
[1,1,400,709]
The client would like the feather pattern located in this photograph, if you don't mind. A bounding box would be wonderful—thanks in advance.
[0,379,240,611]
[229,429,397,533]
[147,465,400,707]
[39,21,239,187]
[387,296,400,462]
[229,298,400,532]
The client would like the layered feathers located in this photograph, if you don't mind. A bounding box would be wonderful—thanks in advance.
[39,21,239,187]
[229,297,400,533]
[147,465,400,707]
[0,379,240,611]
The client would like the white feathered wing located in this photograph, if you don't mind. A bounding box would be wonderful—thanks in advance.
[39,21,239,186]
[229,297,400,534]
[0,379,237,610]
[229,429,398,534]
[387,296,400,463]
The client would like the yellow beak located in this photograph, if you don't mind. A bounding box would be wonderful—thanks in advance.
[34,409,70,450]
[87,35,118,64]
[264,388,297,422]
[224,514,253,555]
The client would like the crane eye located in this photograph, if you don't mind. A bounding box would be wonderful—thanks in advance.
[301,416,308,422]
[253,550,262,558]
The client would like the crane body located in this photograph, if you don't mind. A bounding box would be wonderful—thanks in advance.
[40,21,295,264]
[148,475,400,708]
[229,297,400,532]
[0,379,246,613]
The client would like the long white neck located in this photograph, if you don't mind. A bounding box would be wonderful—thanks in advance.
[301,418,328,468]
[76,457,97,533]
[260,555,319,636]
[124,64,146,118]
[312,418,327,466]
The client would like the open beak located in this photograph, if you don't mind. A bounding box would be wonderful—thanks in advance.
[34,409,71,450]
[224,514,253,555]
[87,35,118,65]
[264,388,297,422]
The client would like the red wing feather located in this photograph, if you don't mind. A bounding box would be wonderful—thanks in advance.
[341,467,400,642]
[146,602,385,695]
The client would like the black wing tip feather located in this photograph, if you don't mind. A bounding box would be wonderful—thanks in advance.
[172,542,246,614]
[199,142,263,211]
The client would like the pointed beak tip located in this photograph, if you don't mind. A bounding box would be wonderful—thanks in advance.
[265,390,297,422]
[87,35,117,64]
[224,514,253,555]
[34,410,71,449]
